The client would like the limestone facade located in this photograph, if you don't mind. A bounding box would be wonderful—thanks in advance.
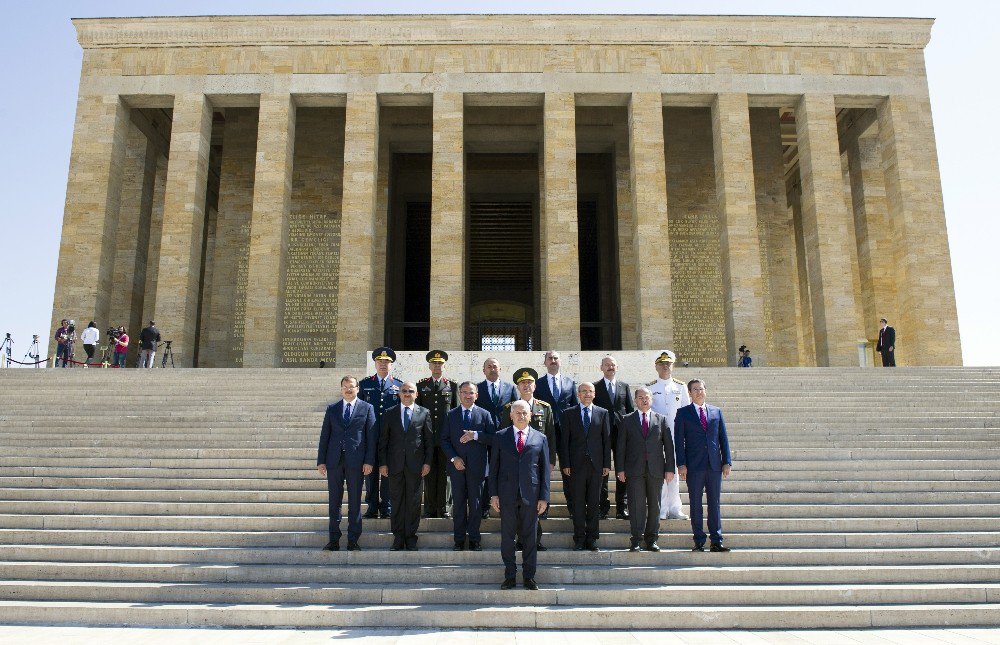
[50,14,962,367]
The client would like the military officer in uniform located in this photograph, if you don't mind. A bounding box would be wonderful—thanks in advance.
[358,347,402,519]
[417,350,458,519]
[649,350,691,520]
[468,367,556,550]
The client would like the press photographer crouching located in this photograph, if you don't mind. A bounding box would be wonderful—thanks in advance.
[138,321,160,368]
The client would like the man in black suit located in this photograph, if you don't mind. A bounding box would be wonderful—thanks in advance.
[876,318,896,367]
[441,381,496,551]
[616,386,675,552]
[317,376,377,551]
[378,381,433,551]
[560,382,611,551]
[593,355,633,520]
[489,400,551,591]
[476,357,515,519]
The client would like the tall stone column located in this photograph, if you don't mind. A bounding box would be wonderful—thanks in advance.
[711,94,767,365]
[794,94,863,366]
[242,94,296,367]
[847,128,898,356]
[429,92,465,350]
[334,93,380,367]
[153,93,213,367]
[750,108,800,365]
[49,94,129,359]
[627,93,673,349]
[204,108,258,367]
[877,94,961,365]
[540,92,581,350]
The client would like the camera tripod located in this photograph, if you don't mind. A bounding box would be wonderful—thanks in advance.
[160,341,175,368]
[23,335,41,368]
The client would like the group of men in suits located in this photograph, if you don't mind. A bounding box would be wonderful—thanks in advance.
[316,347,733,589]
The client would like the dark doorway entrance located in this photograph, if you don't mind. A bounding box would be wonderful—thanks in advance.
[577,153,622,350]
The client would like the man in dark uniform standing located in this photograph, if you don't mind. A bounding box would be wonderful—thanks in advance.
[357,347,401,519]
[417,350,458,518]
[876,318,896,367]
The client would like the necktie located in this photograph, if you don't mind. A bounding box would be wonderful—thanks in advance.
[491,382,498,406]
[404,406,411,432]
[583,406,591,433]
[699,406,708,431]
[343,402,351,425]
[641,413,649,438]
[379,378,384,392]
[516,430,525,454]
[552,376,560,400]
[463,408,471,429]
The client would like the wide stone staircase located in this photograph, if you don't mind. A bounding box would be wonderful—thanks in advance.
[0,367,998,629]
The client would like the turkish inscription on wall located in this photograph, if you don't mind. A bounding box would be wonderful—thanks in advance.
[281,109,346,366]
[665,108,728,366]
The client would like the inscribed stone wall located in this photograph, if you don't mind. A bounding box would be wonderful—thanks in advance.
[665,107,727,366]
[280,108,345,366]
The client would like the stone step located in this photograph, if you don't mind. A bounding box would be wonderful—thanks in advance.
[2,487,999,506]
[0,580,996,607]
[0,528,996,549]
[2,545,997,568]
[2,500,1000,519]
[4,476,1000,494]
[0,599,998,629]
[5,560,998,586]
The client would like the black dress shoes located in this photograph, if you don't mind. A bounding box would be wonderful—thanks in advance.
[405,543,418,551]
[536,542,547,552]
[523,578,539,591]
[481,510,490,520]
[629,542,642,552]
[587,543,600,552]
[710,543,731,552]
[500,578,517,590]
[347,541,361,551]
[644,542,661,552]
[615,511,629,520]
[599,512,609,521]
[573,542,586,551]
[469,541,482,551]
[515,541,524,551]
[322,541,339,551]
[363,510,378,519]
[379,511,390,519]
[390,542,404,551]
[453,541,465,551]
[692,544,706,552]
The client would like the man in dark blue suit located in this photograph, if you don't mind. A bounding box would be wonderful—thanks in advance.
[560,382,611,551]
[675,378,733,553]
[441,381,496,551]
[476,357,514,519]
[489,400,550,591]
[535,350,578,508]
[317,376,377,551]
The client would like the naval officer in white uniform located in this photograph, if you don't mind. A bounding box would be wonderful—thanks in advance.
[648,350,690,520]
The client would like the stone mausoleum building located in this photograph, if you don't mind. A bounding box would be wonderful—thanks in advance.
[50,14,961,368]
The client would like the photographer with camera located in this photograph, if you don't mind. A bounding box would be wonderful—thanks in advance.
[138,321,160,368]
[54,319,72,367]
[112,325,129,368]
[80,322,100,366]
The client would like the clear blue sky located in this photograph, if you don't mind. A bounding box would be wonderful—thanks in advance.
[1,1,996,365]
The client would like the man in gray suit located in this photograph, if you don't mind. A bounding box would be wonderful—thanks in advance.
[616,386,676,552]
[379,382,433,551]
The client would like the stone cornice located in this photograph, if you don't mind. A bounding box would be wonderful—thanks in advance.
[73,14,934,50]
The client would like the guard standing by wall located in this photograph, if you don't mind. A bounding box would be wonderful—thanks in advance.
[417,350,458,518]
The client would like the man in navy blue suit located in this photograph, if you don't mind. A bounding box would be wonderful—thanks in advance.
[441,381,496,551]
[317,376,377,552]
[489,400,551,591]
[476,358,514,519]
[675,378,733,553]
[535,350,578,508]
